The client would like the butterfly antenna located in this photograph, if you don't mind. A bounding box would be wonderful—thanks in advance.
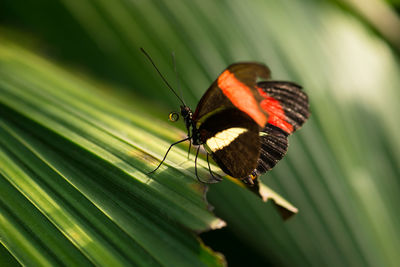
[141,48,186,106]
[171,51,185,104]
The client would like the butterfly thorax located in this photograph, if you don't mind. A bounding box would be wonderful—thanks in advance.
[191,128,203,146]
[179,105,192,130]
[180,105,202,146]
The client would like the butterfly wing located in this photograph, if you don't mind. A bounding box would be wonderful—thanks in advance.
[193,63,271,128]
[198,109,260,178]
[256,81,310,173]
[256,124,289,173]
[193,64,310,179]
[257,81,310,134]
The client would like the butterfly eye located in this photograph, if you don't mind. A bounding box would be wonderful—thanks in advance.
[168,112,179,122]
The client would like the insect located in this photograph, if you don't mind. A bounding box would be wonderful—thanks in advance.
[142,48,309,185]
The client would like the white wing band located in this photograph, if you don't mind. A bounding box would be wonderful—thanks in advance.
[206,127,248,152]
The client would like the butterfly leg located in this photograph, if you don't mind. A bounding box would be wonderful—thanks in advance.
[147,136,191,174]
[194,146,221,184]
[194,146,203,183]
[187,138,192,160]
[206,153,223,182]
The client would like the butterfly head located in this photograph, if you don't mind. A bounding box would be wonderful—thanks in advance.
[168,105,194,133]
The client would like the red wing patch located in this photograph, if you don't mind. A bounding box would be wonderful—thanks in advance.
[218,70,267,127]
[257,87,294,134]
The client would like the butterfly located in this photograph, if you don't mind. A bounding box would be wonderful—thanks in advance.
[142,49,310,186]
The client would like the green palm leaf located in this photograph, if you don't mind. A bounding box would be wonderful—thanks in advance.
[0,41,227,266]
[1,0,400,266]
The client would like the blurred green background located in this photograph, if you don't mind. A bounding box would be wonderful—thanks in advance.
[1,0,400,266]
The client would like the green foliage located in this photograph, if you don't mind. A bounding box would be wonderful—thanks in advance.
[1,0,400,266]
[0,41,226,266]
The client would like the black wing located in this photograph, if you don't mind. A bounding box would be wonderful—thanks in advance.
[256,124,289,174]
[199,109,261,179]
[256,81,310,174]
[257,81,310,133]
[193,63,270,126]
